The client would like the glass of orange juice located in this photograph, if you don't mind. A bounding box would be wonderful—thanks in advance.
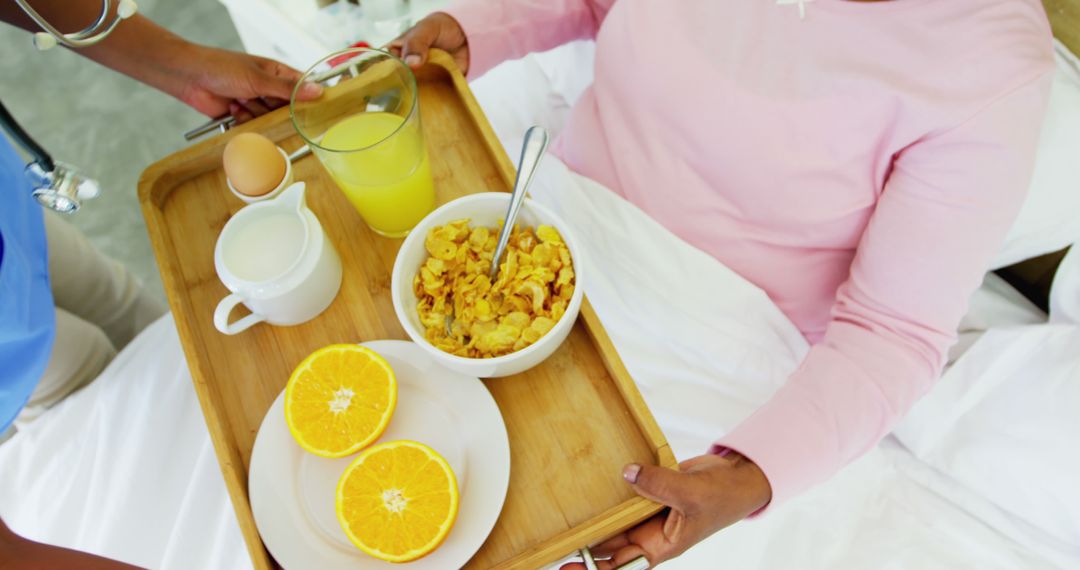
[290,48,436,237]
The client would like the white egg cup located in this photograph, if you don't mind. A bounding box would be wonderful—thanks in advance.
[226,146,294,204]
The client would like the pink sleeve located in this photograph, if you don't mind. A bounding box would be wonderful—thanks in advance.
[444,0,616,78]
[715,71,1054,511]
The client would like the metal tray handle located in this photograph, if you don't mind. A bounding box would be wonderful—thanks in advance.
[183,115,235,141]
[579,546,649,570]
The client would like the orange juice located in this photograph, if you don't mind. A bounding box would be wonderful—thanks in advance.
[318,112,436,237]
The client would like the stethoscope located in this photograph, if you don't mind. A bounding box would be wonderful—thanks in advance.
[2,0,138,213]
[15,0,138,50]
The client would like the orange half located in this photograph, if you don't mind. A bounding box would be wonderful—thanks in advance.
[336,440,460,563]
[284,344,397,458]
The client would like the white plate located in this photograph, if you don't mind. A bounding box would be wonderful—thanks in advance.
[249,340,510,569]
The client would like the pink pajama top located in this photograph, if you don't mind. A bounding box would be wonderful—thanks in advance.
[445,0,1054,509]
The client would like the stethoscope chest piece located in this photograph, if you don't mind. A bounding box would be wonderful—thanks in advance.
[1,100,102,214]
[25,161,101,214]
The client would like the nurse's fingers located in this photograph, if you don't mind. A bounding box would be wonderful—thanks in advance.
[589,532,632,558]
[251,57,322,102]
[229,101,254,124]
[238,98,270,117]
[261,97,289,111]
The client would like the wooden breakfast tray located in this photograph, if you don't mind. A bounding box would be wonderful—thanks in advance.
[138,50,675,570]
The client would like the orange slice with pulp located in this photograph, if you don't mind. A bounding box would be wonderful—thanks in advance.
[336,440,460,562]
[284,344,397,458]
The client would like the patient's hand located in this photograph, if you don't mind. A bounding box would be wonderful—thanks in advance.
[388,12,470,74]
[562,453,772,569]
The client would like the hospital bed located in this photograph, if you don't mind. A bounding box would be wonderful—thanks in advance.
[2,3,1080,568]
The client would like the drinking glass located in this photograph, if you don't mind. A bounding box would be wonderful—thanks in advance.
[290,47,436,237]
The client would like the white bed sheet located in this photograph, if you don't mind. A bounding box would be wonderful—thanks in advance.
[894,324,1080,557]
[1,49,1077,570]
[1051,246,1080,324]
[0,315,250,570]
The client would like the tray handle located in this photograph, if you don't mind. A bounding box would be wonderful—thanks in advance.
[579,547,650,570]
[184,114,235,141]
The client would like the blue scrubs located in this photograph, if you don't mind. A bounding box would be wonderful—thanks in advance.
[0,136,55,431]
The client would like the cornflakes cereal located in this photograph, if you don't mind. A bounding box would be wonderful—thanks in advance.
[414,219,575,358]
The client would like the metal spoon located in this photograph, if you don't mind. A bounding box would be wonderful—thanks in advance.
[444,126,550,336]
[490,125,550,282]
[287,144,312,162]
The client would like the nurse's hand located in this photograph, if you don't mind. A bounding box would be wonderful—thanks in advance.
[2,7,322,124]
[166,44,324,124]
[561,453,771,569]
[388,12,470,73]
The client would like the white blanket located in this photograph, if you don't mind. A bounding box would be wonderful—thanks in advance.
[2,48,1077,570]
[0,315,249,570]
[1051,246,1080,323]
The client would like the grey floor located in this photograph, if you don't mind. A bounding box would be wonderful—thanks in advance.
[1,0,245,302]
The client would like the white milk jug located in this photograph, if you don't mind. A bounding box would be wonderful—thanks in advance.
[213,182,342,335]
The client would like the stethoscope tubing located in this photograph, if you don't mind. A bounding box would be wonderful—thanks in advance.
[14,0,123,49]
[0,100,54,172]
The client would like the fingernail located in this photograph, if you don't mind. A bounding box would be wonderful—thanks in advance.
[623,464,641,484]
[404,54,422,67]
[300,81,323,98]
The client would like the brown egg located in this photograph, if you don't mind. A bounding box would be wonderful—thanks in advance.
[223,133,287,197]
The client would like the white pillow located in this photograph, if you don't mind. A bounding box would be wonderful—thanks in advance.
[992,40,1080,269]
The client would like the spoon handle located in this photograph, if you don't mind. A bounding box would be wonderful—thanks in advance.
[490,126,550,281]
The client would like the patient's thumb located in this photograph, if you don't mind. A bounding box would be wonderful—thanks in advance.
[623,463,690,507]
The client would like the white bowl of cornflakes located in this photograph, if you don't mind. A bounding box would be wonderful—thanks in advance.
[391,192,584,378]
